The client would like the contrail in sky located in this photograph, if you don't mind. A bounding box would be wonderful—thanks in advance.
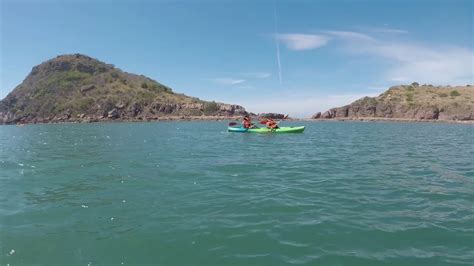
[273,2,282,84]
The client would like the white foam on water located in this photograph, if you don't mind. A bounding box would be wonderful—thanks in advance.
[9,249,15,255]
[81,205,88,208]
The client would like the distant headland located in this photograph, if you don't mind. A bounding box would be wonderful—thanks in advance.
[312,83,474,122]
[0,54,248,124]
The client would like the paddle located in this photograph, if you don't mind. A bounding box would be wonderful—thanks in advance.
[277,115,289,125]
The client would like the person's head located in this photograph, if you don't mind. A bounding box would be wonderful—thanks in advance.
[244,115,250,120]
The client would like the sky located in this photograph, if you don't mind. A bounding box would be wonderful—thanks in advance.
[1,0,473,117]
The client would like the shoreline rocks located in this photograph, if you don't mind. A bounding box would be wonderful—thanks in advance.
[2,115,247,125]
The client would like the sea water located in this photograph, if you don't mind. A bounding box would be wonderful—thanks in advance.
[1,121,473,265]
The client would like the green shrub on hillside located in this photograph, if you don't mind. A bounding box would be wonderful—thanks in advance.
[405,93,414,102]
[450,90,460,97]
[64,70,90,81]
[203,101,219,115]
[356,96,377,105]
[111,72,119,79]
[77,98,95,112]
[42,71,90,91]
[137,91,154,105]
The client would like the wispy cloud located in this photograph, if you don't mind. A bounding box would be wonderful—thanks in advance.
[242,72,271,79]
[207,72,270,87]
[276,29,472,84]
[209,78,246,85]
[385,49,474,84]
[276,33,331,51]
[237,85,254,90]
[363,27,408,34]
[323,30,375,42]
[330,31,474,84]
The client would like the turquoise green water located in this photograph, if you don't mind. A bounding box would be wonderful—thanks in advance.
[1,121,473,265]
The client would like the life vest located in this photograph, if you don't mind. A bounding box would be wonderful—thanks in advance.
[266,119,278,129]
[243,119,252,128]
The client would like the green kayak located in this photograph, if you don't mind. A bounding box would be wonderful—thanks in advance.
[228,126,305,133]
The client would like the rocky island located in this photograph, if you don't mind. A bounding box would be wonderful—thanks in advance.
[0,54,247,124]
[313,83,474,122]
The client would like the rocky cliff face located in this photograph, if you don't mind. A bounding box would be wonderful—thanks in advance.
[0,54,247,124]
[313,84,474,121]
[258,113,287,119]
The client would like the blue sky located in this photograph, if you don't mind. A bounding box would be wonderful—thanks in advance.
[1,0,473,117]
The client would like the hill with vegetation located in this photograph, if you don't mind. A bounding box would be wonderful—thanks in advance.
[313,83,474,121]
[0,54,246,124]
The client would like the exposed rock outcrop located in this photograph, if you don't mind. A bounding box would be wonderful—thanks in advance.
[313,84,474,121]
[258,113,287,119]
[311,112,321,119]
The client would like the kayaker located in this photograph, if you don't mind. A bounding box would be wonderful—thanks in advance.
[242,115,253,129]
[265,118,279,129]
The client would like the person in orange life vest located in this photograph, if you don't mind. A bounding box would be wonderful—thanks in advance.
[242,115,253,129]
[265,118,279,129]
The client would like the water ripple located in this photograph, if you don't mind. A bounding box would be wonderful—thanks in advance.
[0,121,473,265]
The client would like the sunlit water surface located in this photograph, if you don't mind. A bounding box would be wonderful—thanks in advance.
[1,121,473,265]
